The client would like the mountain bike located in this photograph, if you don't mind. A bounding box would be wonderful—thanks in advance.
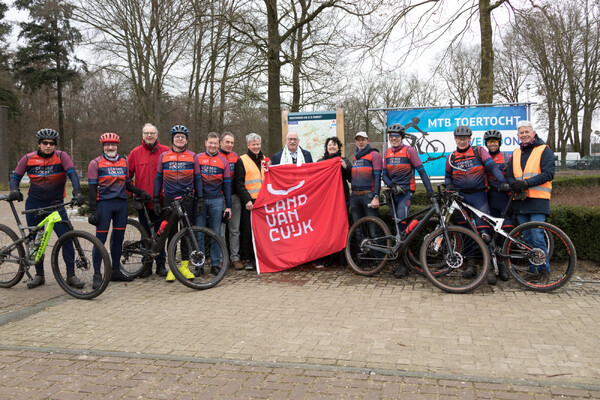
[439,189,576,292]
[0,195,111,300]
[119,192,228,290]
[402,117,446,162]
[345,188,490,293]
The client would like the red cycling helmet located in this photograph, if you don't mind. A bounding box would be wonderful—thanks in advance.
[100,132,120,144]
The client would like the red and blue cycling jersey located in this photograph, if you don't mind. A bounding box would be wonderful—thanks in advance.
[10,150,80,202]
[87,155,129,201]
[194,152,232,208]
[486,151,511,190]
[154,149,196,198]
[351,145,383,193]
[382,145,433,192]
[445,146,505,191]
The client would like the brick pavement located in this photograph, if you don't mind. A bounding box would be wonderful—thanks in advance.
[1,196,600,398]
[1,267,600,399]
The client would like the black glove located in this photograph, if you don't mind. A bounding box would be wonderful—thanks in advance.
[426,191,435,199]
[444,183,455,191]
[510,180,528,192]
[153,197,162,215]
[73,191,85,206]
[221,210,230,224]
[8,190,23,202]
[195,198,205,216]
[390,183,406,195]
[88,208,99,226]
[498,183,511,193]
[140,191,152,203]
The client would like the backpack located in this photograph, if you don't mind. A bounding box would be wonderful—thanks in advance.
[450,145,484,166]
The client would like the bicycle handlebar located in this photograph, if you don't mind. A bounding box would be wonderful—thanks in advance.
[21,199,77,215]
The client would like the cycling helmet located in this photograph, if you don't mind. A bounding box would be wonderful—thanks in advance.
[484,129,502,142]
[171,125,190,137]
[100,132,120,144]
[387,123,406,136]
[36,128,59,141]
[453,125,472,137]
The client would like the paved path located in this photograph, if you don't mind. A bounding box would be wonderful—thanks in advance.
[1,197,600,398]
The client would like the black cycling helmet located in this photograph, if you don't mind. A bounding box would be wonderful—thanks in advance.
[170,125,190,137]
[453,125,472,137]
[484,129,502,142]
[386,123,406,136]
[36,128,59,141]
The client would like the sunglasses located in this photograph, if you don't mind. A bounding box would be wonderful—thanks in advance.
[41,141,57,146]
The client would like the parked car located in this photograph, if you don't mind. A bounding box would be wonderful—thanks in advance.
[576,156,600,170]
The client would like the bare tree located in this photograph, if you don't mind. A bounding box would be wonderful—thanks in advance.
[75,0,193,125]
[372,1,512,104]
[226,0,378,155]
[438,44,480,105]
[494,30,531,103]
[512,0,600,158]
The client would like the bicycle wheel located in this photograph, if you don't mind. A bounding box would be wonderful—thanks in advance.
[421,225,489,293]
[425,139,446,161]
[51,230,112,300]
[502,221,576,292]
[168,226,229,290]
[402,217,446,276]
[345,216,391,276]
[117,219,151,278]
[0,224,25,288]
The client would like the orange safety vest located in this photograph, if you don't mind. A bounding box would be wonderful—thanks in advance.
[240,154,265,199]
[512,145,552,199]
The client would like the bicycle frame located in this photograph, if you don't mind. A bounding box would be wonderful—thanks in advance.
[360,190,449,258]
[133,193,201,257]
[445,193,538,263]
[7,200,74,265]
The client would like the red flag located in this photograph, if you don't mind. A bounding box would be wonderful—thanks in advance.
[252,158,348,273]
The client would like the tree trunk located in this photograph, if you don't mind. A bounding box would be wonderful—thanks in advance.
[265,0,281,156]
[478,0,494,103]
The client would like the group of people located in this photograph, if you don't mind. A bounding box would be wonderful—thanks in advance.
[356,120,554,284]
[8,118,554,289]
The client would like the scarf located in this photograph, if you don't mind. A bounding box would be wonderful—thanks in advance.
[354,144,372,160]
[322,150,341,160]
[280,146,306,165]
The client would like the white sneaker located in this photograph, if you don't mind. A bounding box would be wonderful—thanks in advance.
[315,263,325,269]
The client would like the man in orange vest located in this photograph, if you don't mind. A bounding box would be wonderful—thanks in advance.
[234,133,270,271]
[506,120,555,284]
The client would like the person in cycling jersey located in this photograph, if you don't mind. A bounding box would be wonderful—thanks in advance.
[9,128,86,289]
[350,131,383,222]
[445,125,509,279]
[88,133,151,288]
[194,132,232,276]
[484,129,513,281]
[382,123,434,278]
[153,125,197,282]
